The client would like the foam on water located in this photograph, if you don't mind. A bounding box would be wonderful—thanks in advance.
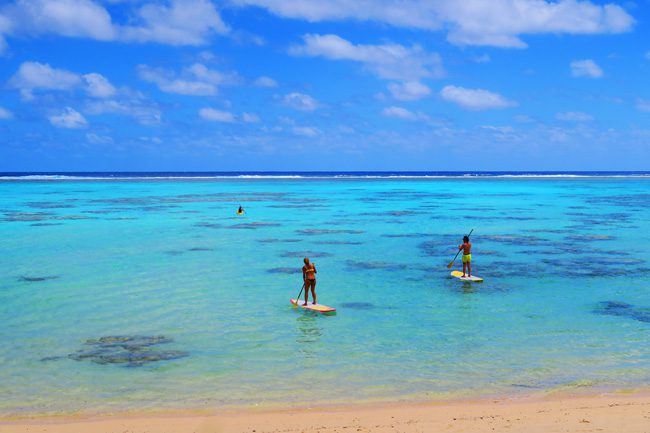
[1,176,650,416]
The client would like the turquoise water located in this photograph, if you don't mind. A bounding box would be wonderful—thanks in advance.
[1,177,650,416]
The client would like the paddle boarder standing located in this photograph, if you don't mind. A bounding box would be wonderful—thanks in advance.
[458,235,472,277]
[302,257,317,305]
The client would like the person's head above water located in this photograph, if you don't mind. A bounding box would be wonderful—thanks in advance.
[463,235,469,243]
[304,257,310,265]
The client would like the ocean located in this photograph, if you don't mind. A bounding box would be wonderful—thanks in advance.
[1,172,649,416]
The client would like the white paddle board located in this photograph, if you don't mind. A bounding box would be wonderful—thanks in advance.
[450,271,483,282]
[290,298,336,315]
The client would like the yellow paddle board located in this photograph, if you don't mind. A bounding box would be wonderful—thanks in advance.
[450,271,483,282]
[236,211,244,215]
[290,298,336,315]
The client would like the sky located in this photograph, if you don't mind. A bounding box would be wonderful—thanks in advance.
[0,0,649,172]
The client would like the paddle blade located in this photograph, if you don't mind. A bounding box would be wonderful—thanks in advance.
[447,260,455,269]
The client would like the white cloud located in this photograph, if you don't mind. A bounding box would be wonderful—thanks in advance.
[242,112,260,123]
[86,132,113,144]
[290,33,443,81]
[9,61,81,99]
[235,0,633,48]
[0,0,227,51]
[470,54,491,63]
[556,111,593,121]
[84,91,162,125]
[514,114,535,123]
[480,125,515,134]
[292,126,320,137]
[0,107,13,119]
[570,59,603,78]
[637,98,650,112]
[388,81,431,101]
[281,92,319,111]
[0,15,10,55]
[138,63,237,96]
[8,62,117,99]
[199,108,261,123]
[49,107,87,128]
[199,107,236,122]
[120,0,228,45]
[6,62,161,126]
[83,73,116,98]
[382,105,428,121]
[2,0,115,40]
[440,85,517,111]
[439,1,633,48]
[254,76,278,87]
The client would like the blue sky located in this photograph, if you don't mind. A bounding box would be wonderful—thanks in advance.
[0,0,649,171]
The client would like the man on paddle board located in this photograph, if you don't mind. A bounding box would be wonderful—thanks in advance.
[302,257,317,305]
[458,235,472,277]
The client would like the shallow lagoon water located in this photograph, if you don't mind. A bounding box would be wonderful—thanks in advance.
[1,176,650,415]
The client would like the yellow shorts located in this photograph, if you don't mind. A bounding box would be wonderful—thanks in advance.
[462,254,471,263]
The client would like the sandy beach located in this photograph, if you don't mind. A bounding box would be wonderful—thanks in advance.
[2,392,650,433]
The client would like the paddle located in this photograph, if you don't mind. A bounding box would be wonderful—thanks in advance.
[294,282,306,305]
[447,228,474,269]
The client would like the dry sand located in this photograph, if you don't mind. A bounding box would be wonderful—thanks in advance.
[2,393,650,433]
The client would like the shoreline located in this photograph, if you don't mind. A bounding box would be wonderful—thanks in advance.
[2,390,650,433]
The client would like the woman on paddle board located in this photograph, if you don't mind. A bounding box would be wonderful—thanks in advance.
[302,258,317,306]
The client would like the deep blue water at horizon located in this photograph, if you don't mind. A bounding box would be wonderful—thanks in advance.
[1,175,650,416]
[2,171,650,179]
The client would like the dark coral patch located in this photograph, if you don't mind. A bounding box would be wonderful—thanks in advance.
[164,250,184,256]
[280,251,333,258]
[19,275,58,282]
[296,229,364,235]
[345,260,407,271]
[593,301,650,323]
[230,222,282,229]
[481,234,549,246]
[359,210,424,217]
[267,267,300,274]
[340,302,378,310]
[43,335,188,368]
[26,202,75,209]
[382,233,430,238]
[195,222,222,229]
[3,212,95,222]
[565,234,616,242]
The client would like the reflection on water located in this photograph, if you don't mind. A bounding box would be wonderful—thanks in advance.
[460,281,475,294]
[295,314,322,357]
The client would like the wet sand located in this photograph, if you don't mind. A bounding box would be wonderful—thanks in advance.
[2,392,650,433]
